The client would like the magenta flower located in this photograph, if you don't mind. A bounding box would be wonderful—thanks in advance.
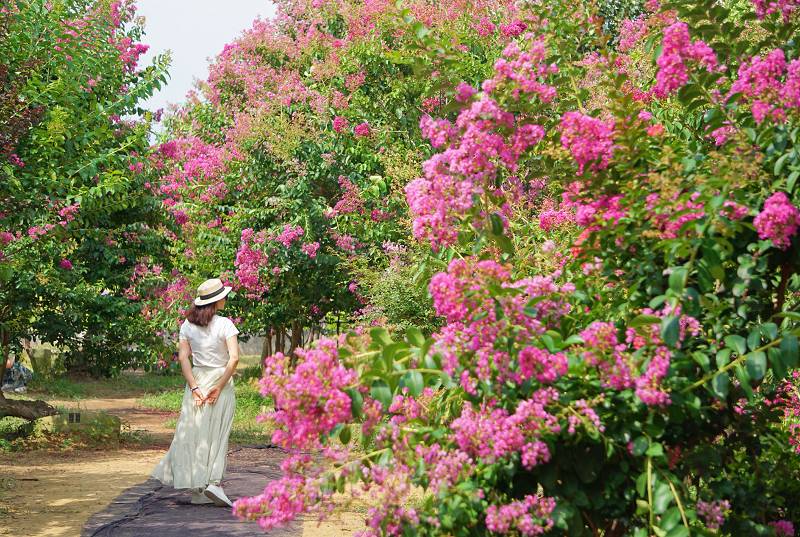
[754,192,800,249]
[332,115,348,133]
[59,259,73,270]
[353,122,371,137]
[560,111,616,175]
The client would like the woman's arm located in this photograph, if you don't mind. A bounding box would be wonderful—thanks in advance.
[204,335,239,405]
[177,339,204,406]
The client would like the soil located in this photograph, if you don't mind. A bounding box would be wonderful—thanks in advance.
[0,396,360,536]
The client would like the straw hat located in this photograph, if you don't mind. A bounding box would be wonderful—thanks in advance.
[194,278,232,306]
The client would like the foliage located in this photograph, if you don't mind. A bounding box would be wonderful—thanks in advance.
[0,0,170,376]
[232,0,800,536]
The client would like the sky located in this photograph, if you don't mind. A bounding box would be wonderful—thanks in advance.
[135,0,276,112]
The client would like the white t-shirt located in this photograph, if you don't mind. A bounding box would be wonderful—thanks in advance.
[179,315,239,368]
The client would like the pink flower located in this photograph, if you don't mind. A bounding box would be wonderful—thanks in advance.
[332,115,349,133]
[754,192,800,249]
[59,259,73,270]
[653,22,719,99]
[770,520,796,537]
[354,122,371,137]
[455,82,477,103]
[560,111,616,174]
[696,499,730,530]
[301,242,320,258]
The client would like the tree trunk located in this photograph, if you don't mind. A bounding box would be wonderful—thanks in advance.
[290,320,302,354]
[260,330,272,376]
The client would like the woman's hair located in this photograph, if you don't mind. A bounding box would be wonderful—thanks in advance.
[186,303,217,327]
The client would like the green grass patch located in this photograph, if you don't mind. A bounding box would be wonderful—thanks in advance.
[137,372,272,445]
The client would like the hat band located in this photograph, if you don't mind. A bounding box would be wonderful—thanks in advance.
[199,286,226,301]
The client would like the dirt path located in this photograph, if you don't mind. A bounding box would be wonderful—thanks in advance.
[0,397,360,536]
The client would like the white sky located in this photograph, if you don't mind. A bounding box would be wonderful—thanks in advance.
[136,0,276,112]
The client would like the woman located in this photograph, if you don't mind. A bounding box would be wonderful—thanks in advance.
[151,278,240,507]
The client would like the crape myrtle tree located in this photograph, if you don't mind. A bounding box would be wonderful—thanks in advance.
[228,0,800,536]
[138,0,526,352]
[0,0,169,417]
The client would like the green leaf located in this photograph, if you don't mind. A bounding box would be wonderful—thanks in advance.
[646,442,664,457]
[402,371,424,397]
[691,351,710,372]
[735,365,754,399]
[780,334,799,368]
[774,152,790,176]
[787,170,799,192]
[346,388,364,419]
[747,329,761,351]
[712,372,730,399]
[370,327,393,346]
[653,481,673,514]
[370,381,393,409]
[632,436,649,456]
[745,351,767,381]
[661,316,680,347]
[405,327,425,347]
[490,213,504,235]
[716,348,731,369]
[668,267,687,294]
[724,335,746,355]
[630,314,662,328]
[339,425,351,445]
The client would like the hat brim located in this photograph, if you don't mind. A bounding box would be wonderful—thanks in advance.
[194,286,233,306]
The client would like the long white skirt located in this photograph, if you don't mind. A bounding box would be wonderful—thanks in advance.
[151,365,235,489]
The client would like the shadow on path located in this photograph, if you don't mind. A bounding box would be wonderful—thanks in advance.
[82,446,302,537]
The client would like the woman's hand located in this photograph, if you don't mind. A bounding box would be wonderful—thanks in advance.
[204,385,221,405]
[191,388,205,407]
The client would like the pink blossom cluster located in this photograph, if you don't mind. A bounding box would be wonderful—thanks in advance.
[235,228,268,295]
[414,443,474,493]
[333,176,365,214]
[301,241,320,258]
[259,337,356,449]
[653,22,719,99]
[770,520,796,537]
[332,115,349,133]
[430,258,573,389]
[696,499,730,530]
[276,224,305,247]
[484,494,556,536]
[419,115,458,149]
[729,48,800,124]
[353,122,371,137]
[451,389,561,466]
[559,112,615,175]
[579,306,700,406]
[233,475,322,530]
[517,347,568,384]
[751,0,800,19]
[484,35,558,102]
[753,192,800,249]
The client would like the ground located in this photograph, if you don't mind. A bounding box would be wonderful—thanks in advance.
[0,358,361,536]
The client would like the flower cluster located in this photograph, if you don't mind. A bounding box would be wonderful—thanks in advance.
[696,499,731,530]
[485,494,556,536]
[753,191,800,249]
[730,48,800,124]
[559,112,615,175]
[259,337,357,449]
[653,22,718,99]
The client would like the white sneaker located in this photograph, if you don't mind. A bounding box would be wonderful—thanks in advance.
[203,484,233,507]
[13,386,26,394]
[190,488,214,505]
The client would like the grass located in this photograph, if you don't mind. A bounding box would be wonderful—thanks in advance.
[137,366,272,446]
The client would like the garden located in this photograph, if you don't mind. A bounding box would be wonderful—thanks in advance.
[2,0,800,535]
